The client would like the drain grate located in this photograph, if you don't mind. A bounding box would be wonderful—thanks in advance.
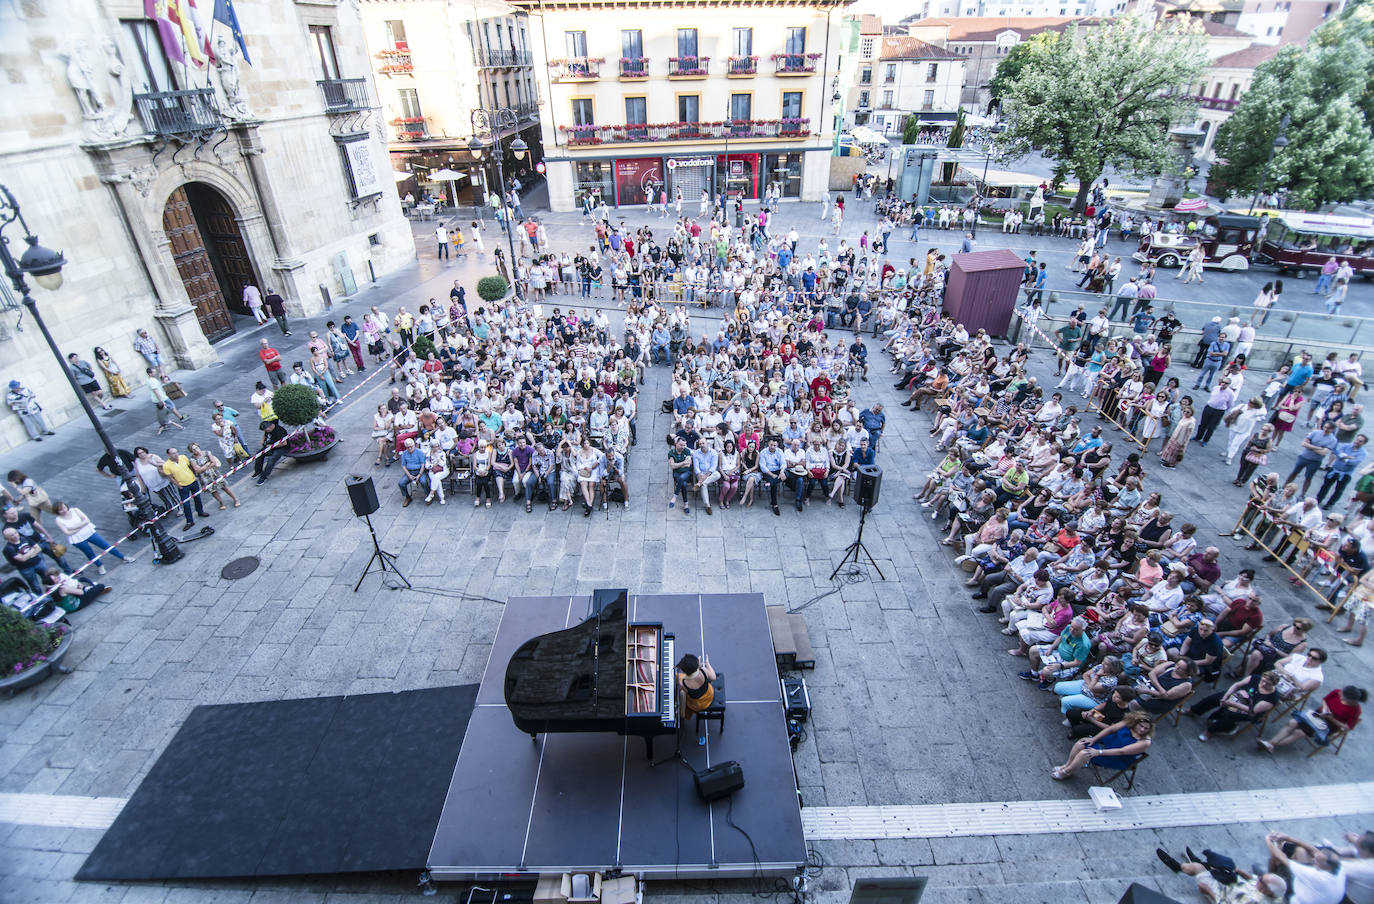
[220,556,260,581]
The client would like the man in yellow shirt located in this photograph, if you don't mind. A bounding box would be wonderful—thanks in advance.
[162,447,209,531]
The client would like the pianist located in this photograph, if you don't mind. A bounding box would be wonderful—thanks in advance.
[676,653,717,713]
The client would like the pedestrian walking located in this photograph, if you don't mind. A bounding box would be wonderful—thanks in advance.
[435,222,449,259]
[264,288,290,336]
[147,368,187,432]
[6,379,53,441]
[471,219,485,255]
[243,283,268,324]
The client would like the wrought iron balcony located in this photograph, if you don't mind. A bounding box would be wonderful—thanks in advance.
[392,118,428,141]
[514,100,540,120]
[318,78,370,113]
[1194,95,1239,111]
[479,49,533,67]
[619,57,649,78]
[668,56,709,77]
[133,89,221,137]
[773,53,822,75]
[727,55,758,76]
[559,117,810,146]
[551,57,603,81]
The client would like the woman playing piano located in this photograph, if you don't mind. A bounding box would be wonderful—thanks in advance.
[676,653,717,713]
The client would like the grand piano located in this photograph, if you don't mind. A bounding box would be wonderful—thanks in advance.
[504,588,678,758]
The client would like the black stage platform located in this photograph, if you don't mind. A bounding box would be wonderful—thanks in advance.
[427,593,806,880]
[78,685,477,881]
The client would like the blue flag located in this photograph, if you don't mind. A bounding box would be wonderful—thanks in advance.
[213,0,250,65]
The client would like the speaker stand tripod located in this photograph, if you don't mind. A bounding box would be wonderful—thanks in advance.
[353,513,411,592]
[830,504,885,581]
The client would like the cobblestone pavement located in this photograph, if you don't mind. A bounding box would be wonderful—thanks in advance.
[1,192,1372,903]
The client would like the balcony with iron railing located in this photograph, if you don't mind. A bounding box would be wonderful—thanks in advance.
[376,48,413,75]
[318,78,370,113]
[478,48,533,68]
[558,117,810,146]
[773,52,822,75]
[1194,95,1239,111]
[619,56,649,79]
[551,57,603,81]
[668,56,709,78]
[513,100,540,120]
[133,88,222,137]
[391,117,429,141]
[727,55,758,76]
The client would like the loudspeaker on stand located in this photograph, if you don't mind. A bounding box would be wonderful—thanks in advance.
[346,474,380,517]
[855,465,882,511]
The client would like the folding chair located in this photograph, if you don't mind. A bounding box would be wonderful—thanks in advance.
[1306,723,1351,758]
[1090,752,1147,791]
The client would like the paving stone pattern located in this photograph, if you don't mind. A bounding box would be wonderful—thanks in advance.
[1,191,1371,903]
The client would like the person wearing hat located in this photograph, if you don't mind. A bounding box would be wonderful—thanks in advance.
[1193,326,1232,392]
[6,380,53,442]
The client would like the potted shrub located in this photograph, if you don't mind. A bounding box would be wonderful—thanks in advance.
[271,383,339,463]
[477,275,510,302]
[0,606,73,697]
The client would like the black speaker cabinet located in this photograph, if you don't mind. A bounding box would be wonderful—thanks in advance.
[694,760,744,802]
[855,465,882,510]
[346,474,380,517]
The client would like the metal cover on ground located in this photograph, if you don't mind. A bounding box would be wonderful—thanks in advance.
[220,556,260,581]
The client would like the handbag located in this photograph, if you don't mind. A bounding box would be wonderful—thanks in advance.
[1276,408,1297,423]
[1244,449,1268,465]
[49,542,68,558]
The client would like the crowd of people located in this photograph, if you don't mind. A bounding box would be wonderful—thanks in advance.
[886,302,1368,779]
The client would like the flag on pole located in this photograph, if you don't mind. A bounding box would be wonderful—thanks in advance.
[167,0,207,68]
[144,0,186,64]
[213,0,251,65]
[187,0,218,65]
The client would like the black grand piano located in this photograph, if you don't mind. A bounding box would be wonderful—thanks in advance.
[504,588,677,758]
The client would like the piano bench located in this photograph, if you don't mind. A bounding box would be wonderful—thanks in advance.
[694,674,726,737]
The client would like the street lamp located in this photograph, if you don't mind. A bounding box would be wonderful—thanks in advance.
[1249,112,1290,216]
[831,76,843,157]
[0,184,183,564]
[469,107,526,300]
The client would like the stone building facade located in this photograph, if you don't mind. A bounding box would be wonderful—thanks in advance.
[0,0,414,450]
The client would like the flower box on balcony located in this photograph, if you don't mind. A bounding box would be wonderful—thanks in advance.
[668,56,709,78]
[397,130,426,140]
[727,55,759,76]
[619,57,650,79]
[379,63,414,75]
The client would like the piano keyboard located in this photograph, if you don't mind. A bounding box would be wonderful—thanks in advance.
[661,635,676,729]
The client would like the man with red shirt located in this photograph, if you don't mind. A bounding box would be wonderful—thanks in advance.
[1215,593,1263,648]
[258,338,286,387]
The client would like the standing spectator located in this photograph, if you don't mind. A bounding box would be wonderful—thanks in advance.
[340,314,366,373]
[264,287,290,336]
[6,379,53,441]
[133,328,169,380]
[1193,382,1235,447]
[253,419,289,486]
[435,222,449,259]
[1286,422,1339,497]
[52,500,134,574]
[66,353,113,410]
[258,338,287,388]
[1317,434,1368,507]
[146,368,186,432]
[94,347,131,398]
[1314,256,1339,295]
[161,447,209,532]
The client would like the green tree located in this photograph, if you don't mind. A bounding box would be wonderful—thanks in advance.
[270,383,320,427]
[995,16,1209,212]
[988,33,1058,111]
[902,114,920,145]
[942,109,967,182]
[1209,14,1374,208]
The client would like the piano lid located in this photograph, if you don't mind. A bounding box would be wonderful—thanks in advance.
[503,589,630,721]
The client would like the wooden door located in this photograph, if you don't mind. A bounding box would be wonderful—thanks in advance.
[190,184,257,316]
[162,187,234,342]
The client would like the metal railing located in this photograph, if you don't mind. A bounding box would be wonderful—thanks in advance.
[513,100,540,120]
[774,53,820,74]
[318,78,370,113]
[133,89,221,137]
[668,56,709,76]
[552,57,602,80]
[559,117,811,146]
[478,49,532,67]
[620,57,649,77]
[1194,95,1239,111]
[727,55,758,75]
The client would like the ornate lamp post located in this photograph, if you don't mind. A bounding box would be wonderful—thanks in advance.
[0,185,183,564]
[468,107,528,300]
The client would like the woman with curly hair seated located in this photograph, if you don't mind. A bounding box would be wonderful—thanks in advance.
[1050,711,1154,781]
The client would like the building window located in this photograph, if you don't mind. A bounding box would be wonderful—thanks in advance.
[1229,83,1240,100]
[881,89,893,107]
[397,87,422,119]
[733,27,753,57]
[927,63,939,81]
[859,90,869,107]
[309,25,340,80]
[763,151,804,198]
[785,27,806,54]
[860,37,875,58]
[678,28,699,58]
[884,63,896,83]
[566,30,588,57]
[572,97,593,125]
[623,29,643,59]
[782,91,802,118]
[860,66,872,84]
[625,96,647,124]
[122,19,180,93]
[678,94,699,122]
[574,161,613,208]
[922,89,935,108]
[385,20,408,49]
[730,92,751,121]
